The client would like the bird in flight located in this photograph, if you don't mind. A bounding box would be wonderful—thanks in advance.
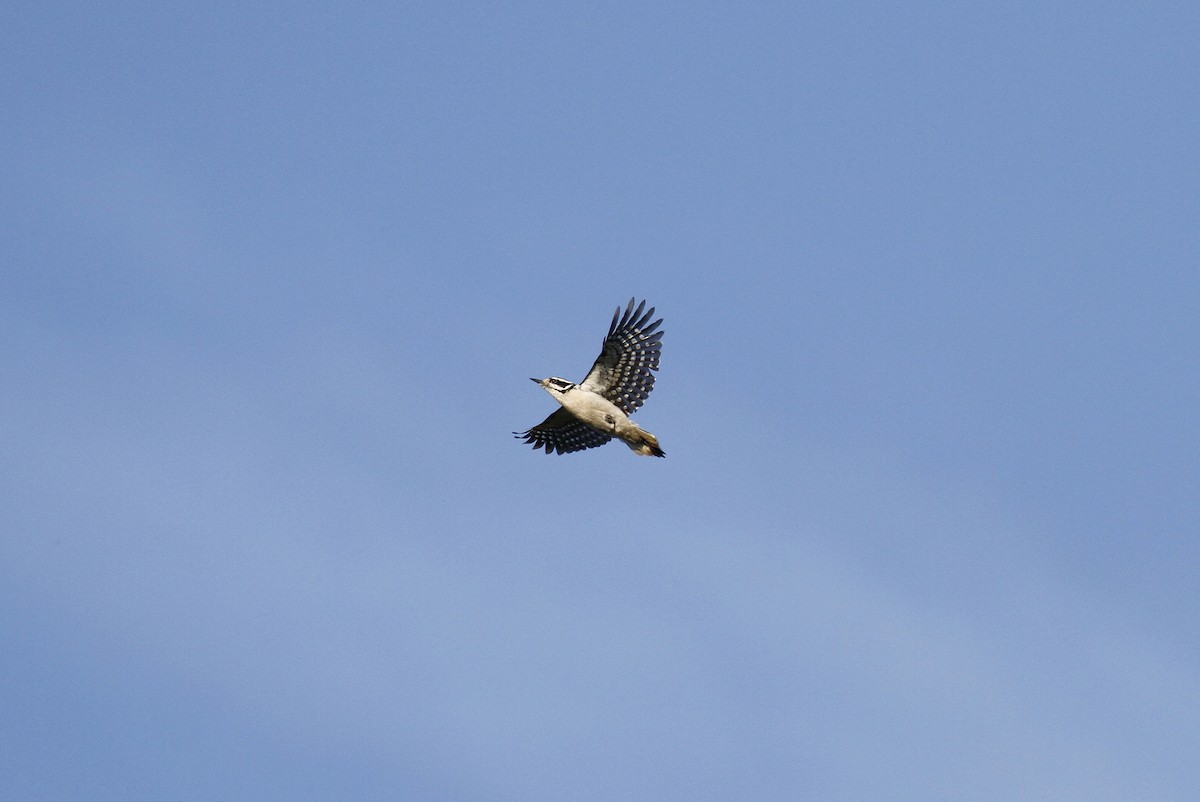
[516,298,665,457]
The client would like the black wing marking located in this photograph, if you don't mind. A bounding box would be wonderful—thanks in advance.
[579,298,664,415]
[513,408,612,455]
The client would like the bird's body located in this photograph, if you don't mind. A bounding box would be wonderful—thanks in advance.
[530,376,664,457]
[516,299,665,458]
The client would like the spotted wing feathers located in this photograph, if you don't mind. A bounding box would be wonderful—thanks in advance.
[513,408,613,455]
[579,298,664,415]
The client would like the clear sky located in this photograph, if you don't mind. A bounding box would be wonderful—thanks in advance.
[3,2,1198,799]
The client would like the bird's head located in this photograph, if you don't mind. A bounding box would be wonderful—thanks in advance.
[531,377,575,394]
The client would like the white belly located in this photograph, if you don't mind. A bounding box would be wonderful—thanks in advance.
[559,390,629,435]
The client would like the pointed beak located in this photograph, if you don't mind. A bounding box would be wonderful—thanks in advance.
[529,377,541,383]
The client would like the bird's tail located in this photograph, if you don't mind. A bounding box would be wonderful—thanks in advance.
[628,427,665,458]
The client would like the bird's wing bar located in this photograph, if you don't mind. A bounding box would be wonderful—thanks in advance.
[579,297,664,415]
[513,407,613,455]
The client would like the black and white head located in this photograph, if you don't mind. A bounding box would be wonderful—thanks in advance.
[530,376,576,395]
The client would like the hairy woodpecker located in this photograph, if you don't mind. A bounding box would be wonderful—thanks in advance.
[515,298,665,457]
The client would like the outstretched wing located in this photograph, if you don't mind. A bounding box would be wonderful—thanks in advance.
[579,298,664,415]
[513,408,612,455]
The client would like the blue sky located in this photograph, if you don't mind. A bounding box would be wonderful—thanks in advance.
[3,2,1198,799]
